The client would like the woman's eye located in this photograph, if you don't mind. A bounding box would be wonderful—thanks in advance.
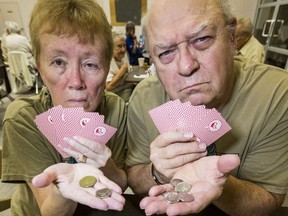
[51,59,65,67]
[83,62,99,71]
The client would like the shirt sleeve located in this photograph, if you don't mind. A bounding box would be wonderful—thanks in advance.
[1,102,61,183]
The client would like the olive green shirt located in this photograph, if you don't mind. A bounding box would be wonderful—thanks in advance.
[1,88,127,216]
[126,58,288,195]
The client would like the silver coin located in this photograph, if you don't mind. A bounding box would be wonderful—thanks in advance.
[178,192,194,202]
[95,188,112,199]
[175,182,192,193]
[163,191,179,204]
[170,178,183,187]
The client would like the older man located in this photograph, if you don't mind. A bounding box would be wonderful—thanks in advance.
[126,0,288,215]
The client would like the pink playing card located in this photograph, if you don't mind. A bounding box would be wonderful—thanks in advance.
[149,99,183,133]
[34,107,69,157]
[185,108,231,145]
[78,121,117,145]
[149,100,231,146]
[35,106,116,158]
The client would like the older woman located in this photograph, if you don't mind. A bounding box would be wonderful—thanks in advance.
[106,30,134,102]
[1,0,127,215]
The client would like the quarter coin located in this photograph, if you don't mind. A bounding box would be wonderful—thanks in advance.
[178,192,194,202]
[96,188,112,199]
[163,191,179,204]
[170,178,183,187]
[79,176,97,188]
[175,182,192,193]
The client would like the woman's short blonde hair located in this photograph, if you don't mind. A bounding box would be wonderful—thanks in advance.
[29,0,113,66]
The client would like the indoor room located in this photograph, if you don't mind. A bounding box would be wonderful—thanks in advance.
[0,0,288,215]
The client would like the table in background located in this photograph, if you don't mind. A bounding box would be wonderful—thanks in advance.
[125,66,149,84]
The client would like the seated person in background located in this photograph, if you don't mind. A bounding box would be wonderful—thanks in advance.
[4,21,36,69]
[235,17,265,63]
[106,30,134,102]
[126,0,288,215]
[1,0,127,215]
[125,21,143,65]
[1,21,11,66]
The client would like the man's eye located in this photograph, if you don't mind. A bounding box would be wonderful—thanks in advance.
[158,50,173,59]
[158,49,175,64]
[192,36,214,50]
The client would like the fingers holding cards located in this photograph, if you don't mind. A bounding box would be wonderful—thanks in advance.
[34,106,117,158]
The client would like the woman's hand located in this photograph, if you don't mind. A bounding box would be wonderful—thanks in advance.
[32,163,125,211]
[62,136,111,168]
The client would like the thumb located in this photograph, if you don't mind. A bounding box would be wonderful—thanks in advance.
[217,154,240,175]
[32,171,56,188]
[32,163,65,187]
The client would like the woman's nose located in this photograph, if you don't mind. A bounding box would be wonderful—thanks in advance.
[68,67,85,89]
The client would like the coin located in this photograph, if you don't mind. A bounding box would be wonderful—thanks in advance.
[95,188,112,199]
[170,178,183,187]
[178,192,194,202]
[79,176,97,188]
[175,182,192,193]
[163,191,179,204]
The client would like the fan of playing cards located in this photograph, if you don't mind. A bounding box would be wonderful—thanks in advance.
[34,105,117,158]
[149,99,231,146]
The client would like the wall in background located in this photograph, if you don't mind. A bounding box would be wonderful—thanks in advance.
[0,0,36,37]
[0,0,258,40]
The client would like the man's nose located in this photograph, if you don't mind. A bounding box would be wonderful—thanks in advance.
[177,46,200,76]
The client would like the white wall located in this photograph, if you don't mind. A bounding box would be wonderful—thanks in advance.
[0,0,36,37]
[0,0,259,39]
[229,0,258,21]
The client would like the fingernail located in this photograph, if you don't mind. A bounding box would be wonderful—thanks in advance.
[183,132,193,138]
[199,143,207,150]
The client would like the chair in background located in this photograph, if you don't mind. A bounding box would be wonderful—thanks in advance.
[0,45,14,102]
[7,51,39,94]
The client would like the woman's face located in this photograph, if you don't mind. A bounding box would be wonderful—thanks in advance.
[38,33,109,112]
[113,36,126,62]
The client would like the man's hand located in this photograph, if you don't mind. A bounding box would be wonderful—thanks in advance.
[140,154,240,215]
[32,163,125,211]
[150,131,208,183]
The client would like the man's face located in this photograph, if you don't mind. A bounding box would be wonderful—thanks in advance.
[147,0,236,108]
[113,36,126,62]
[38,34,109,112]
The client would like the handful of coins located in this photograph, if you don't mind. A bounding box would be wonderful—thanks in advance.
[79,175,112,199]
[163,179,194,204]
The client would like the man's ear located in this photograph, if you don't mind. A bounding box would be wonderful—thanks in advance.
[228,17,237,48]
